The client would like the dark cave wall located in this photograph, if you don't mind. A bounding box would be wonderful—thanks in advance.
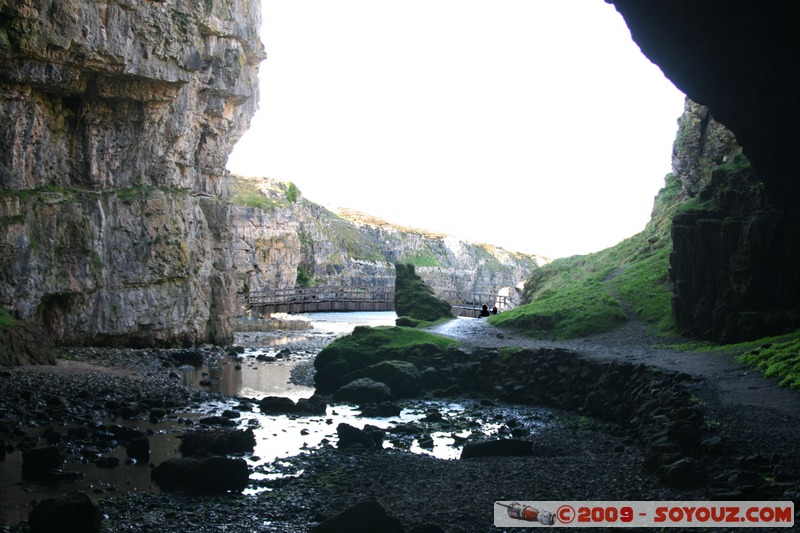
[608,0,800,341]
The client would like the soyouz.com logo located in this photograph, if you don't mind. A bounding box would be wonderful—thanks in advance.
[493,501,795,527]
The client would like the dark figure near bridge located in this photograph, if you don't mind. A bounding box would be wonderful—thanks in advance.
[492,306,498,315]
[479,304,491,317]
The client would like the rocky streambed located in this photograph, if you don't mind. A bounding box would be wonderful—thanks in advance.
[1,315,799,532]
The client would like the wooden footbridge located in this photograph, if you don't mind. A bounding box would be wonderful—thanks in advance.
[248,286,395,315]
[247,286,512,317]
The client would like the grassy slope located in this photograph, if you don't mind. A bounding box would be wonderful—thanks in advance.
[490,162,800,391]
[489,172,683,339]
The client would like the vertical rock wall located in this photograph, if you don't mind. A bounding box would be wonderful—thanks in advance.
[669,99,800,341]
[0,0,264,346]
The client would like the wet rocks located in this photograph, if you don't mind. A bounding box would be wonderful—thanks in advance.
[336,423,384,450]
[178,429,256,457]
[258,393,327,415]
[259,396,299,414]
[360,401,402,417]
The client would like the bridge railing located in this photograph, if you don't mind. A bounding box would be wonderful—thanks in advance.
[248,286,395,307]
[246,286,510,316]
[438,290,510,309]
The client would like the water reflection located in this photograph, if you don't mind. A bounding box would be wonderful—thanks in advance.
[179,357,314,401]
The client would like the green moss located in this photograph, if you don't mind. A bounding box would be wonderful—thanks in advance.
[314,325,459,392]
[398,251,441,268]
[0,307,14,329]
[736,335,800,390]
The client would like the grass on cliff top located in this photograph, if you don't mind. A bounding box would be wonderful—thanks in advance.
[489,173,684,340]
[326,325,459,352]
[230,175,299,211]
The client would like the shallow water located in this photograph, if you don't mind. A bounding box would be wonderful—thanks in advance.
[178,312,554,465]
[0,312,556,525]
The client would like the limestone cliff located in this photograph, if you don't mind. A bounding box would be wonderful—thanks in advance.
[0,0,264,346]
[228,177,540,307]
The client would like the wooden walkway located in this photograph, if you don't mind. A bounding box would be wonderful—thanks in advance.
[248,286,395,315]
[246,286,511,317]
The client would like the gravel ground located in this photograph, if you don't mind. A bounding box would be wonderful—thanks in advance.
[1,318,798,532]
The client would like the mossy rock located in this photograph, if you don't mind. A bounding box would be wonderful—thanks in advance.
[362,360,422,398]
[394,263,452,323]
[313,326,458,393]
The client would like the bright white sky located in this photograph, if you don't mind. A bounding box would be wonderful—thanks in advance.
[226,0,686,259]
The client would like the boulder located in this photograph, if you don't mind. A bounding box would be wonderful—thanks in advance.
[151,457,199,490]
[662,457,707,488]
[184,456,250,494]
[310,497,403,533]
[152,456,250,493]
[199,416,237,427]
[296,394,328,415]
[259,396,298,414]
[168,348,205,367]
[336,423,383,450]
[29,491,102,533]
[395,316,419,327]
[22,446,64,478]
[0,321,56,366]
[125,436,150,461]
[335,378,394,404]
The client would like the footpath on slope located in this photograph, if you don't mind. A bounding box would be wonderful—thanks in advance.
[429,315,800,461]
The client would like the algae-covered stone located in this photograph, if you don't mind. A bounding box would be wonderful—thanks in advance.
[394,263,453,322]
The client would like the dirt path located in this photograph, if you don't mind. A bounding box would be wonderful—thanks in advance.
[429,316,800,459]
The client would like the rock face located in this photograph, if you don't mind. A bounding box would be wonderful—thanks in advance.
[609,1,800,341]
[0,1,264,346]
[666,100,799,340]
[230,178,540,307]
